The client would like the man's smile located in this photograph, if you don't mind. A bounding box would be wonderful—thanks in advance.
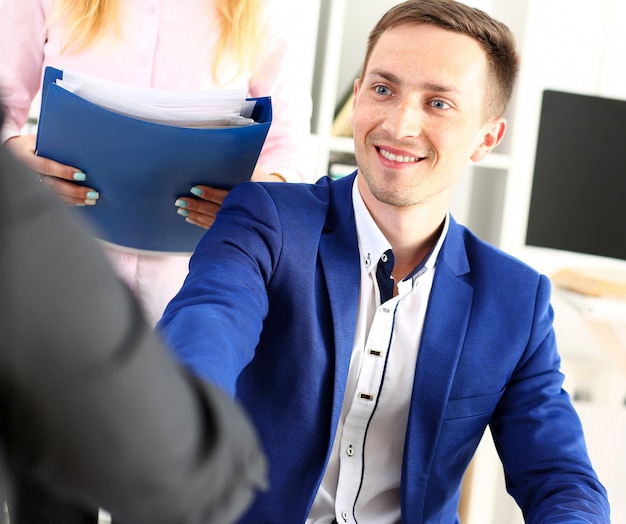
[376,146,425,164]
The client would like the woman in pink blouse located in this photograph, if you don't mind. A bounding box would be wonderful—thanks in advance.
[0,0,314,326]
[0,1,313,523]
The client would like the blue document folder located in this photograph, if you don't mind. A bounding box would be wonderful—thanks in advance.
[35,67,272,253]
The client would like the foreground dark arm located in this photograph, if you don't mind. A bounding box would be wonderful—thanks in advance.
[0,139,267,523]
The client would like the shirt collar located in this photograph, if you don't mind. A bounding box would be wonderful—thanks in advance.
[352,177,449,281]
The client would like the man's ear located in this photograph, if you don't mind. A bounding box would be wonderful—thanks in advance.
[471,117,507,162]
[352,78,360,106]
[350,79,360,128]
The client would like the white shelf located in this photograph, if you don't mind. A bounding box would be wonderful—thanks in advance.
[327,135,354,154]
[475,152,510,170]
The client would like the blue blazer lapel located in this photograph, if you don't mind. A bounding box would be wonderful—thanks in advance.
[401,219,474,521]
[318,174,360,426]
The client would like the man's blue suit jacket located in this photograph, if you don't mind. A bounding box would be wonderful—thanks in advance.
[159,173,609,523]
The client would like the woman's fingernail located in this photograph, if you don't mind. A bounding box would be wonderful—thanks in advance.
[175,199,188,208]
[177,208,189,217]
[86,191,99,200]
[73,172,86,181]
[84,199,97,206]
[190,186,202,197]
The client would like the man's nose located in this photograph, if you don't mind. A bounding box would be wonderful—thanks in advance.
[382,98,423,139]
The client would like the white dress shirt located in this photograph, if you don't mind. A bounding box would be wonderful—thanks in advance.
[307,179,449,524]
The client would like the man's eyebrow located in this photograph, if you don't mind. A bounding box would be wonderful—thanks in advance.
[366,68,460,95]
[366,68,402,85]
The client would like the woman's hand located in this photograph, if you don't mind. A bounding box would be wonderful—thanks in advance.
[175,185,229,229]
[6,134,99,206]
[174,168,285,229]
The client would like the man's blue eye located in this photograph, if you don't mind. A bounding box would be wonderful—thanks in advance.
[430,100,450,109]
[375,85,391,95]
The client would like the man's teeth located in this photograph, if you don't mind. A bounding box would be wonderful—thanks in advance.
[379,148,419,163]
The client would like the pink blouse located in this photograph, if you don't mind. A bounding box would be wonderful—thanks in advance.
[0,0,314,324]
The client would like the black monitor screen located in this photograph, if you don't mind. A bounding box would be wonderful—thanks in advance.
[525,89,626,261]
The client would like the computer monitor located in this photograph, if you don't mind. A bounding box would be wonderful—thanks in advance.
[525,89,626,262]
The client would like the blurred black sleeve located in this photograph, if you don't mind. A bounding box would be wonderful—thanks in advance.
[0,121,267,524]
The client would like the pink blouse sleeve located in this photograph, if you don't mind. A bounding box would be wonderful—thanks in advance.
[0,0,49,143]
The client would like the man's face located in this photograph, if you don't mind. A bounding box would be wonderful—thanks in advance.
[352,22,504,210]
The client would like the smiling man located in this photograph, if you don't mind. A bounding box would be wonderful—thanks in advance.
[158,1,610,522]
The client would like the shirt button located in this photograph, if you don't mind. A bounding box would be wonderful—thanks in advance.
[342,511,349,521]
[346,445,354,457]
